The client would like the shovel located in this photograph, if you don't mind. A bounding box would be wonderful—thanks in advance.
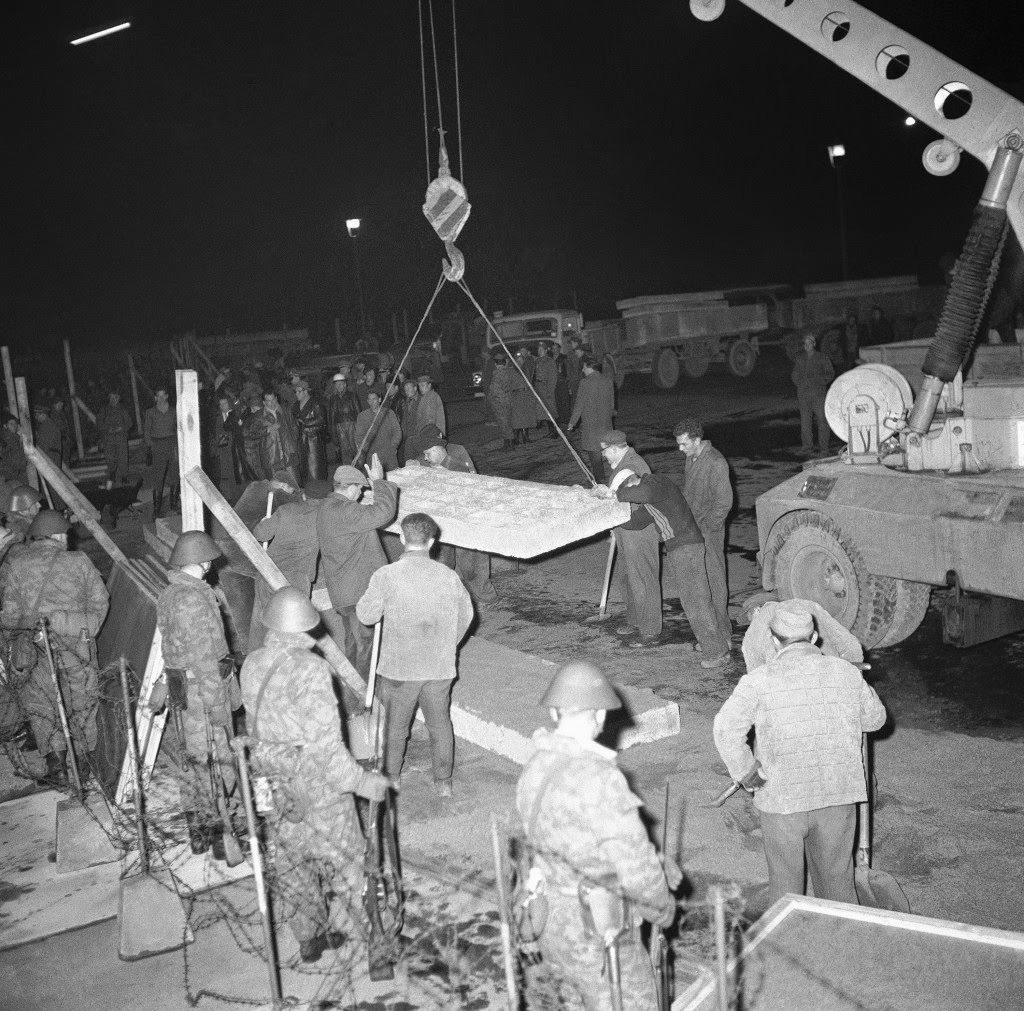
[346,620,383,762]
[117,656,194,960]
[854,733,910,912]
[207,721,245,867]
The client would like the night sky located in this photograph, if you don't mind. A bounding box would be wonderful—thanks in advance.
[3,1,1022,351]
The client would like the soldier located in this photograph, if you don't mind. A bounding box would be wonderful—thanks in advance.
[33,403,64,469]
[3,484,43,543]
[240,587,390,962]
[415,374,446,438]
[154,530,238,854]
[0,414,28,485]
[316,456,397,678]
[95,390,133,488]
[516,660,676,1009]
[143,386,179,518]
[356,513,473,796]
[0,511,109,786]
[791,333,835,455]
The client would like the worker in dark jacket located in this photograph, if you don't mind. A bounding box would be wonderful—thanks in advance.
[95,391,133,487]
[617,472,727,658]
[316,456,398,678]
[568,358,615,482]
[792,333,835,454]
[326,373,360,465]
[292,379,328,484]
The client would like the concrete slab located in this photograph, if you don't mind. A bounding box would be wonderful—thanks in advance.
[444,637,680,764]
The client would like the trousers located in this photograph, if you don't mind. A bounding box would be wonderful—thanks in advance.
[665,543,727,656]
[103,434,129,484]
[23,648,98,758]
[336,606,373,680]
[378,677,454,782]
[615,524,662,640]
[439,544,497,604]
[759,803,857,907]
[700,524,732,647]
[150,437,179,507]
[798,389,830,453]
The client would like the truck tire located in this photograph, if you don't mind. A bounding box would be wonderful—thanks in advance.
[768,511,897,649]
[652,349,680,389]
[727,338,757,378]
[873,580,932,648]
[679,342,711,379]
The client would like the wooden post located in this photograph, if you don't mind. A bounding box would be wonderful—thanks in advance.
[183,465,364,697]
[185,335,217,383]
[63,339,85,462]
[74,396,96,425]
[127,355,143,434]
[1,347,16,418]
[175,370,204,532]
[14,378,38,490]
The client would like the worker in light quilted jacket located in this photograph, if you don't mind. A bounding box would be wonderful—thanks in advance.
[713,599,886,906]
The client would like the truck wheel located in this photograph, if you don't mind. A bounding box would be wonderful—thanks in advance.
[652,349,680,389]
[768,511,896,649]
[873,580,932,648]
[727,339,757,378]
[679,343,710,379]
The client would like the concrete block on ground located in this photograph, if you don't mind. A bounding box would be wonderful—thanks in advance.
[439,637,680,765]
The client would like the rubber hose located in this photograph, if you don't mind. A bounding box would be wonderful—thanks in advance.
[922,204,1008,382]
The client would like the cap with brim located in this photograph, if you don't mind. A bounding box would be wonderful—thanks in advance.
[333,464,369,488]
[331,373,347,382]
[770,600,815,639]
[600,430,628,447]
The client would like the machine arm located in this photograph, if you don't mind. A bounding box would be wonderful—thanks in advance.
[691,0,1024,246]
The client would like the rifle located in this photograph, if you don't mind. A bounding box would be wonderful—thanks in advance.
[361,624,402,981]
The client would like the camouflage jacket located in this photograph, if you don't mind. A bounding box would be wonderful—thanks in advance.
[240,630,370,809]
[156,569,229,713]
[516,729,670,918]
[0,538,109,640]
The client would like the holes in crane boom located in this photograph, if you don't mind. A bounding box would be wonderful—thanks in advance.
[821,12,850,42]
[876,45,910,81]
[934,82,973,120]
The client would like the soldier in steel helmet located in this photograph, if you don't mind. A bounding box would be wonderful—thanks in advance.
[240,586,390,963]
[515,660,677,1009]
[0,510,109,786]
[154,530,238,853]
[0,485,44,567]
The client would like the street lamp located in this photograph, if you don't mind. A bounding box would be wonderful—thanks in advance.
[70,21,131,45]
[345,218,367,344]
[827,143,849,281]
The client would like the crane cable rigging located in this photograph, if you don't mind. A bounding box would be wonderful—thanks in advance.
[415,1,597,485]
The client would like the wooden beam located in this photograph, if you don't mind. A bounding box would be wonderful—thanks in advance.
[183,465,365,696]
[130,363,155,402]
[185,335,217,383]
[127,355,143,435]
[175,369,204,532]
[75,395,96,425]
[14,378,38,490]
[63,339,85,461]
[1,347,16,418]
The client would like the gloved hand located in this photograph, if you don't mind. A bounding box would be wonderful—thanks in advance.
[208,706,230,728]
[165,668,188,711]
[147,681,168,713]
[357,770,390,802]
[660,853,684,891]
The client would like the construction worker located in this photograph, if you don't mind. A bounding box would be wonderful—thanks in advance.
[240,587,390,963]
[0,510,109,786]
[516,660,676,1010]
[154,530,238,855]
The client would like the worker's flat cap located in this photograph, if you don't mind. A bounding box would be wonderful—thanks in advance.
[333,464,369,488]
[599,430,628,447]
[770,600,815,639]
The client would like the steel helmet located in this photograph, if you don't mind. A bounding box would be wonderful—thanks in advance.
[8,485,42,513]
[262,587,320,633]
[168,530,222,567]
[540,660,621,712]
[28,509,70,539]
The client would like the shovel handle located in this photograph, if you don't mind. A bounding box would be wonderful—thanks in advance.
[597,533,616,618]
[39,621,83,798]
[365,620,382,711]
[859,733,871,862]
[119,657,150,874]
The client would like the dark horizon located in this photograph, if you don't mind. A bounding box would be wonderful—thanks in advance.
[3,1,1021,352]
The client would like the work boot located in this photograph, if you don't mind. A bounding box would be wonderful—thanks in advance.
[184,811,213,855]
[299,934,328,963]
[43,752,68,789]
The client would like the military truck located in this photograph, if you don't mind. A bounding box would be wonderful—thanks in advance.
[691,0,1024,647]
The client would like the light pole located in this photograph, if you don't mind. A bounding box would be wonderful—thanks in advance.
[346,217,367,345]
[827,143,849,281]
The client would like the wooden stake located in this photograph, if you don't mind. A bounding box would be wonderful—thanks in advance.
[14,377,38,490]
[183,465,364,697]
[175,370,204,532]
[127,355,143,435]
[63,339,85,461]
[1,347,16,418]
[75,396,96,425]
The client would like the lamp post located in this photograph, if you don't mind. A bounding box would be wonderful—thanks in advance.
[827,143,849,281]
[346,217,367,345]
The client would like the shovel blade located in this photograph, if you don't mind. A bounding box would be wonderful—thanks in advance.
[118,870,194,961]
[855,866,911,913]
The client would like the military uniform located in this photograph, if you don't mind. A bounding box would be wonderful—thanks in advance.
[95,402,133,485]
[0,538,109,760]
[156,569,235,813]
[517,729,672,1010]
[240,629,379,948]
